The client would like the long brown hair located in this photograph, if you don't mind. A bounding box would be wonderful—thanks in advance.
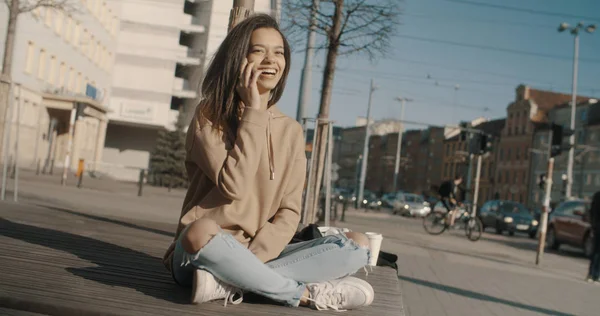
[198,14,291,136]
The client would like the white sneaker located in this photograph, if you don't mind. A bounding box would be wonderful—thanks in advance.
[305,276,374,311]
[191,269,243,307]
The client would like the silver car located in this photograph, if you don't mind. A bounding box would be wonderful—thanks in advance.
[393,194,431,217]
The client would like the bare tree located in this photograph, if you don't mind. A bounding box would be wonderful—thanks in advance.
[1,0,79,162]
[282,0,400,223]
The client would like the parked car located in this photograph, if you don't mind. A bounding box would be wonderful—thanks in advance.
[393,194,431,217]
[381,191,403,208]
[360,191,382,210]
[479,200,538,238]
[546,199,593,257]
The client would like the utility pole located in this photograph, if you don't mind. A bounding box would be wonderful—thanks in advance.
[558,21,596,198]
[471,154,483,217]
[12,84,21,202]
[536,129,554,265]
[357,79,376,208]
[295,0,320,122]
[0,80,14,201]
[566,32,579,198]
[228,0,255,31]
[393,96,411,193]
[61,106,78,186]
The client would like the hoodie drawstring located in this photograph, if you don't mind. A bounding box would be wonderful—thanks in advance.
[267,111,275,180]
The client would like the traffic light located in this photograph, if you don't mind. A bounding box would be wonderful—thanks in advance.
[538,173,547,190]
[480,134,493,154]
[459,122,468,141]
[550,123,574,157]
[469,133,493,155]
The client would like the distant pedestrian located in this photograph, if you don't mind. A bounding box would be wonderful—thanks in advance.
[586,191,600,283]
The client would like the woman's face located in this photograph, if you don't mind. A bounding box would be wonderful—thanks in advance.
[246,28,286,94]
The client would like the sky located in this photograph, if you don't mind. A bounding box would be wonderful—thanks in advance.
[275,0,600,130]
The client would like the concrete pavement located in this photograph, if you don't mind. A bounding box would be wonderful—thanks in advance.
[2,173,599,315]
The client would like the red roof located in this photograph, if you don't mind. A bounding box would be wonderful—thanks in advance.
[528,88,590,111]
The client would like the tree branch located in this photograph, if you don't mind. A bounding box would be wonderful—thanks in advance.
[18,0,79,14]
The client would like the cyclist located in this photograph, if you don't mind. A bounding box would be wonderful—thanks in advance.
[438,175,464,226]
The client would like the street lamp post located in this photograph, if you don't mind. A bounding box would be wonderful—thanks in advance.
[558,22,596,199]
[392,97,412,193]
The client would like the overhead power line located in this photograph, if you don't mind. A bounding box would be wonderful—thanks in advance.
[394,34,600,64]
[445,0,600,23]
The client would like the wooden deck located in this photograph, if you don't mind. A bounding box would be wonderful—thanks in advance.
[0,202,404,316]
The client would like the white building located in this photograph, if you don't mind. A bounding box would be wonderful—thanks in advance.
[102,0,280,181]
[0,1,119,175]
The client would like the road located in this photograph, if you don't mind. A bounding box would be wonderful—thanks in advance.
[1,171,599,315]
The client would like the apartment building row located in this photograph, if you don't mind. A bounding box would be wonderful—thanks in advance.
[1,0,279,181]
[332,85,600,207]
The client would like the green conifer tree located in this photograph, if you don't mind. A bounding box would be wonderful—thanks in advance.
[149,107,188,190]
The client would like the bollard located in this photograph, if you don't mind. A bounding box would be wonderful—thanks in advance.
[138,169,145,197]
[76,159,85,188]
[341,200,348,222]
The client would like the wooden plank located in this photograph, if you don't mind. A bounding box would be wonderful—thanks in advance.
[0,203,404,316]
[0,307,49,316]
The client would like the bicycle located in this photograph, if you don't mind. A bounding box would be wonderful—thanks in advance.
[423,204,483,241]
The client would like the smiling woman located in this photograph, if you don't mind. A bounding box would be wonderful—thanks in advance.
[161,14,375,312]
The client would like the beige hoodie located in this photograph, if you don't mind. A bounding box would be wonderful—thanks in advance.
[162,105,307,271]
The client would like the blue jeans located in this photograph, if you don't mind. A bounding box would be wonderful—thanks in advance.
[171,227,370,307]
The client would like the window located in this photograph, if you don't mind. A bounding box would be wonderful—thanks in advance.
[581,109,588,122]
[106,52,113,70]
[54,10,63,34]
[48,55,56,84]
[95,41,101,64]
[101,4,108,26]
[89,36,95,59]
[516,148,520,160]
[111,17,118,36]
[45,8,53,27]
[95,0,102,17]
[505,171,510,183]
[59,62,66,87]
[68,67,75,91]
[75,72,83,93]
[37,49,46,79]
[25,41,35,74]
[507,148,511,161]
[577,130,585,144]
[73,22,81,47]
[65,16,72,41]
[587,174,592,185]
[82,29,88,53]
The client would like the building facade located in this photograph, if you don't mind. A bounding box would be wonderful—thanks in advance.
[495,85,590,206]
[102,0,279,181]
[528,100,600,204]
[0,1,118,174]
[335,120,401,192]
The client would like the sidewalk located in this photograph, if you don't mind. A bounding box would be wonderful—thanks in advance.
[3,173,599,315]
